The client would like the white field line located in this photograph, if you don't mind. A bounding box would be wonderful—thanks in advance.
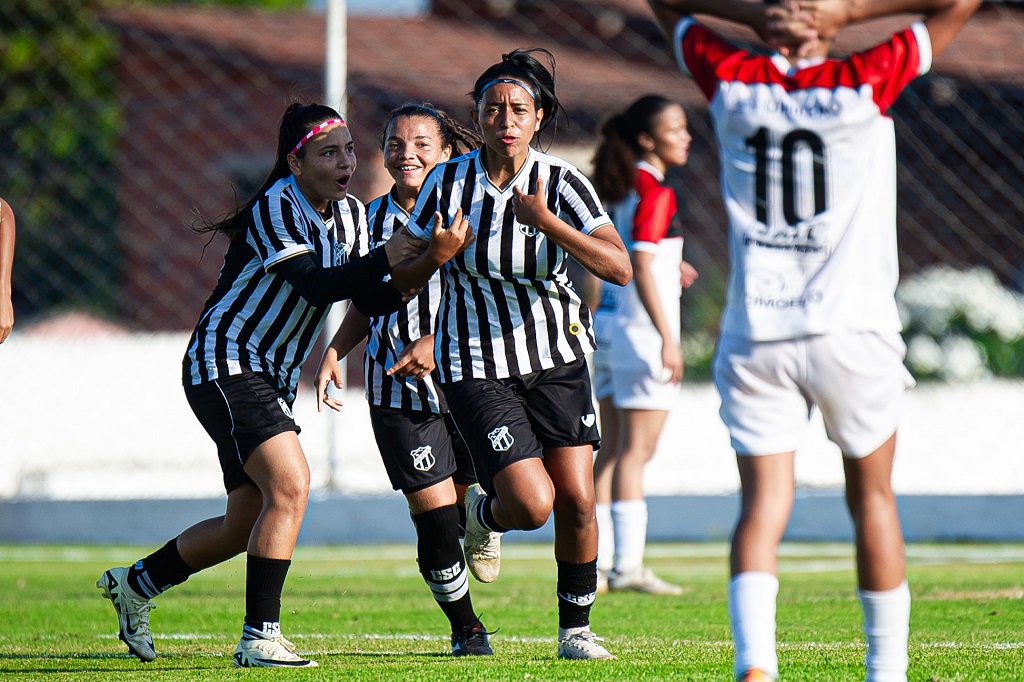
[7,543,1024,563]
[89,632,1024,651]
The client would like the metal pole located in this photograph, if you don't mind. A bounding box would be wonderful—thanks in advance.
[323,0,347,489]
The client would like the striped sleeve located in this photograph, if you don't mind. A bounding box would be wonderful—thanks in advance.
[555,165,611,235]
[248,189,315,269]
[408,165,442,240]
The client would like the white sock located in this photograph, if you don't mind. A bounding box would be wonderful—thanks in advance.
[859,581,911,682]
[596,503,614,574]
[728,572,779,679]
[611,499,647,574]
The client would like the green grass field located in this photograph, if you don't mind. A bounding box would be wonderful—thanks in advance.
[1,543,1021,681]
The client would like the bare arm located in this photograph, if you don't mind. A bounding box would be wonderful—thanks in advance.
[632,250,684,383]
[648,0,814,49]
[0,198,15,343]
[512,177,632,286]
[799,0,979,55]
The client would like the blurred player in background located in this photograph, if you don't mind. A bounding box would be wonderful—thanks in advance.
[590,95,699,596]
[0,196,15,343]
[390,48,632,660]
[314,103,491,657]
[648,0,980,679]
[97,102,466,668]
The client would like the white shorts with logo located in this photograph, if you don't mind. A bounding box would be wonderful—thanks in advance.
[712,332,915,458]
[592,310,677,412]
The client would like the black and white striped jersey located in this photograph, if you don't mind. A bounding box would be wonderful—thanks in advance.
[408,148,612,383]
[361,191,445,413]
[183,175,368,402]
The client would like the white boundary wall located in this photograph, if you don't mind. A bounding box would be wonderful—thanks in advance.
[1,333,1022,500]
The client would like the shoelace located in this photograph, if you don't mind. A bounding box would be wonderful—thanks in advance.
[475,533,500,561]
[568,630,605,648]
[277,635,298,654]
[128,600,155,629]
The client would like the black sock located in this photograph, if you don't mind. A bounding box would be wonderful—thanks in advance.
[479,495,509,533]
[456,502,467,539]
[127,538,198,599]
[412,505,477,631]
[556,558,598,630]
[244,555,291,635]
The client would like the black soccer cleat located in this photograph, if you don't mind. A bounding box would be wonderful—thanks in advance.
[451,620,494,657]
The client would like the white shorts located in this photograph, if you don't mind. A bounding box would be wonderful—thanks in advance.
[592,311,676,411]
[712,332,915,458]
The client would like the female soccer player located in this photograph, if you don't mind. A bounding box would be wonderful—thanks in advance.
[391,48,632,661]
[0,196,14,343]
[590,95,698,596]
[647,0,980,679]
[314,103,492,657]
[97,102,468,668]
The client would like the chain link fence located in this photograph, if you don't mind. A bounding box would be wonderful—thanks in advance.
[2,0,1023,499]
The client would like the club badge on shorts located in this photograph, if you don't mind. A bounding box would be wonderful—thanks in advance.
[487,425,514,452]
[277,397,293,419]
[411,445,436,472]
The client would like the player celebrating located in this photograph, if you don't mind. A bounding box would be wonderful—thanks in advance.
[390,49,632,660]
[314,103,492,657]
[590,95,699,595]
[647,0,980,679]
[97,102,466,668]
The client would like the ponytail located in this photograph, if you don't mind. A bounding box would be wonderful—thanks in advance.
[591,95,676,205]
[193,102,344,240]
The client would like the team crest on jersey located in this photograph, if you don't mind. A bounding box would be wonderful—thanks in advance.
[334,241,352,265]
[487,426,514,452]
[411,445,435,472]
[517,223,539,237]
[581,413,596,428]
[277,397,293,419]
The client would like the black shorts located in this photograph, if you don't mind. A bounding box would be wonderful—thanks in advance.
[183,372,300,493]
[441,358,601,494]
[369,405,476,494]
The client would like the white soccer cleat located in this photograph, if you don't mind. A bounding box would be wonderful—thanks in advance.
[97,566,157,662]
[608,565,684,595]
[233,625,318,668]
[557,626,616,660]
[463,484,502,583]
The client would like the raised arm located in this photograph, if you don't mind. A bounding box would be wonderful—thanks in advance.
[648,0,816,50]
[798,0,980,56]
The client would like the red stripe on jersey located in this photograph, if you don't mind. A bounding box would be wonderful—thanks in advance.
[681,24,923,113]
[632,168,676,244]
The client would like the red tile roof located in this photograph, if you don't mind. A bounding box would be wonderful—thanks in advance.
[102,3,1023,119]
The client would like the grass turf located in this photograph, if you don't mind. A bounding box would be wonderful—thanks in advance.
[1,543,1021,680]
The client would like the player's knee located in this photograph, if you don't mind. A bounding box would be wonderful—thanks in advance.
[503,496,553,530]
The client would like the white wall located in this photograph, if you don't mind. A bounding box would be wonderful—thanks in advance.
[1,333,1022,500]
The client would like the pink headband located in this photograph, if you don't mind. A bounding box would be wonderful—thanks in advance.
[290,118,346,155]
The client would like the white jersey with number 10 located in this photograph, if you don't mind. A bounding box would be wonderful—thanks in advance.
[674,18,932,341]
